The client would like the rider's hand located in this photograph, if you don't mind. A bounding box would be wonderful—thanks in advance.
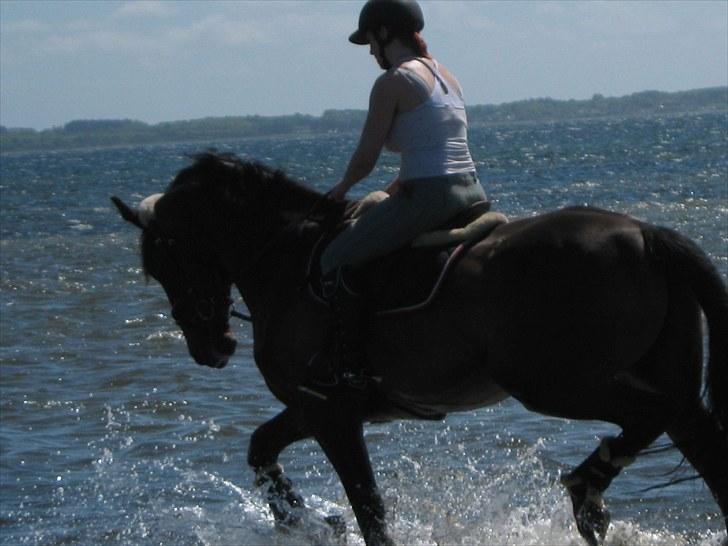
[328,181,350,202]
[384,177,401,196]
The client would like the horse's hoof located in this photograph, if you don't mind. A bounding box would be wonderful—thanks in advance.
[270,502,303,530]
[562,476,610,546]
[255,466,306,529]
[575,491,610,546]
[324,514,347,538]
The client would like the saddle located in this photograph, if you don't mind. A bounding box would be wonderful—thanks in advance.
[300,195,507,406]
[310,193,507,314]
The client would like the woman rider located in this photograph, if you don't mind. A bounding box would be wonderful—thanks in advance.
[305,0,487,392]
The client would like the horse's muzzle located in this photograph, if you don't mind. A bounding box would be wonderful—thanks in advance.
[188,329,237,369]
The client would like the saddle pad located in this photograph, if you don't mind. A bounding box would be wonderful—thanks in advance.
[352,191,507,248]
[412,211,508,248]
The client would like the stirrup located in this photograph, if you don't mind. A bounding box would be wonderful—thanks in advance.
[298,371,382,401]
[320,266,361,301]
[298,384,331,401]
[301,350,338,390]
[342,370,382,390]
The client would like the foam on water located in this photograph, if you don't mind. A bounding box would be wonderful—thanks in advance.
[4,393,725,545]
[379,441,724,546]
[15,403,715,546]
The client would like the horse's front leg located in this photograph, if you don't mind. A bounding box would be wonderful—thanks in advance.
[248,407,310,526]
[307,402,395,546]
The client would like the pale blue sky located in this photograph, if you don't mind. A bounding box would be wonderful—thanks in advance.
[1,0,726,130]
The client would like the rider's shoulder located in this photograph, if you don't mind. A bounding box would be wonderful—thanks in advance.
[377,65,419,91]
[372,69,406,97]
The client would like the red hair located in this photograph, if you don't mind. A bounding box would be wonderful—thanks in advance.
[397,31,432,59]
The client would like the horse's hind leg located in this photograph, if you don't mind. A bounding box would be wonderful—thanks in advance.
[667,404,728,534]
[561,426,663,546]
[248,408,310,526]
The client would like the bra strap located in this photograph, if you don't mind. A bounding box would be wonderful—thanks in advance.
[412,57,449,95]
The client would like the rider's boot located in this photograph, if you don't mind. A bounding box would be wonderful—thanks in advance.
[301,267,368,397]
[329,268,369,389]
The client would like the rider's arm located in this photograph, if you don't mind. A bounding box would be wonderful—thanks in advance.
[330,74,398,200]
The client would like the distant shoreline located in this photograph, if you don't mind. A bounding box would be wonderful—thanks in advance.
[1,87,725,154]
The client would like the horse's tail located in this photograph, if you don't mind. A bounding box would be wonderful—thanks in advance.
[643,224,728,435]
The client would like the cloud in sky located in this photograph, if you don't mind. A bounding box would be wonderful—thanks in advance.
[1,0,726,129]
[1,2,351,69]
[112,0,173,19]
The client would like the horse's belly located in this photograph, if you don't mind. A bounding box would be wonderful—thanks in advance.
[369,319,509,412]
[388,375,510,414]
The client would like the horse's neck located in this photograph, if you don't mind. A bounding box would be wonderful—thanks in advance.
[232,217,322,321]
[227,175,338,319]
[273,175,323,216]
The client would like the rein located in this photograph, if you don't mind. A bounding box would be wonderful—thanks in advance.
[230,308,252,322]
[230,191,339,324]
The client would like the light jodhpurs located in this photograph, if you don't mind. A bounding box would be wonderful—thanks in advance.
[320,171,486,275]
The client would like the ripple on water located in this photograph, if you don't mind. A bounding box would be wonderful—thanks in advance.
[0,114,725,545]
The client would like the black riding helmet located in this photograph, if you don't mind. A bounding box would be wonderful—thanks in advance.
[349,0,425,45]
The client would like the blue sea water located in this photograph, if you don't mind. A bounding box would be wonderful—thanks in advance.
[1,112,727,545]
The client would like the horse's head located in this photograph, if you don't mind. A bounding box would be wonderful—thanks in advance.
[111,188,237,369]
[113,152,344,368]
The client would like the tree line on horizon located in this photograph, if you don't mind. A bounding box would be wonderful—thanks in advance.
[1,87,726,153]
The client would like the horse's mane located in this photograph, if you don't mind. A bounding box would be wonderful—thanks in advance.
[140,152,336,279]
[169,152,326,213]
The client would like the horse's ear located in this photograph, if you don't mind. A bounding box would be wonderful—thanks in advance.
[111,196,145,229]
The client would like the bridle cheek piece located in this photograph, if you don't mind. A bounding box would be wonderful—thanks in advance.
[172,294,233,328]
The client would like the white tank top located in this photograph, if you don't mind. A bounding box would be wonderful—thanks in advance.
[385,60,475,181]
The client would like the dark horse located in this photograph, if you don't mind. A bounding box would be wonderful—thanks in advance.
[112,152,727,546]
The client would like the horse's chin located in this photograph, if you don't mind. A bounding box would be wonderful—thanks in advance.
[187,330,237,369]
[195,352,230,369]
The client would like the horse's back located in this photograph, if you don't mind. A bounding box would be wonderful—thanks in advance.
[467,207,657,290]
[474,206,641,256]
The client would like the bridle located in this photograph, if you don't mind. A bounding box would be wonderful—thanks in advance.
[151,192,338,328]
[158,191,339,325]
[172,291,235,328]
[230,191,341,322]
[147,229,236,331]
[167,252,235,330]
